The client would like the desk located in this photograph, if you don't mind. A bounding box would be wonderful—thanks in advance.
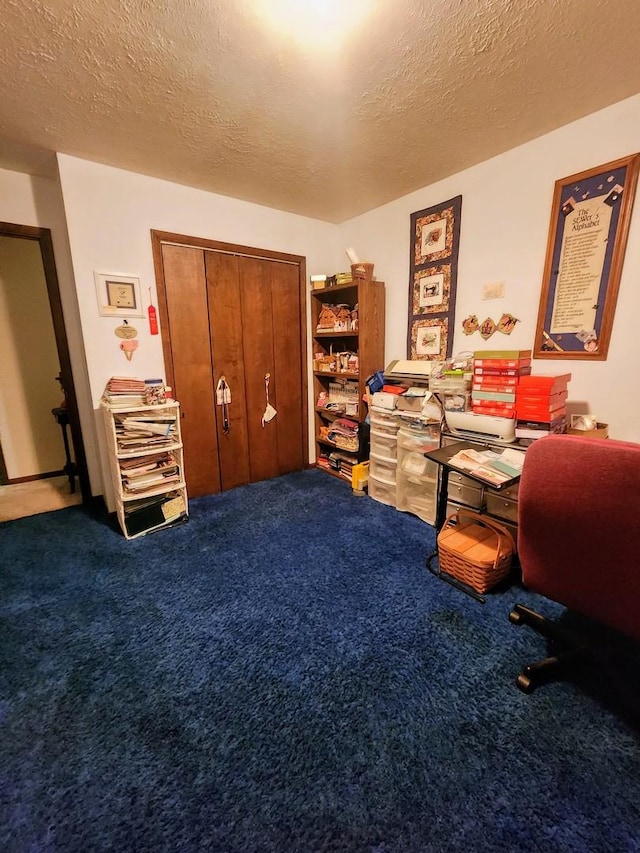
[51,407,76,493]
[424,441,523,602]
[425,440,522,532]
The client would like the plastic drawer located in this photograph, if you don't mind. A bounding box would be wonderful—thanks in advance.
[369,409,401,431]
[370,431,398,460]
[397,424,440,455]
[369,453,397,484]
[398,450,439,481]
[397,478,437,524]
[368,474,397,507]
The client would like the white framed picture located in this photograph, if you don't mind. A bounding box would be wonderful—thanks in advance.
[94,272,144,318]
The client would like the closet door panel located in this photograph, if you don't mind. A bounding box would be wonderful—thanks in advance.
[161,245,221,497]
[239,258,280,483]
[205,252,250,491]
[271,262,304,474]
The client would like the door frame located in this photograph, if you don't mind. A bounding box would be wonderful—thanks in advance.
[0,221,91,500]
[150,230,309,472]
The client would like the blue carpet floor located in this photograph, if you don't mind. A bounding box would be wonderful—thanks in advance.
[1,469,639,852]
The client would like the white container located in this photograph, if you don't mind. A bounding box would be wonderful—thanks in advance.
[369,452,397,484]
[370,431,398,460]
[369,410,401,431]
[397,423,440,455]
[368,474,397,507]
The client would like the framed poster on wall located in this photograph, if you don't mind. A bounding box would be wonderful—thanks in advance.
[407,196,462,360]
[534,154,639,360]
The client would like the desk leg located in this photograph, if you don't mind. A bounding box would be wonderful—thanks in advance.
[435,467,450,532]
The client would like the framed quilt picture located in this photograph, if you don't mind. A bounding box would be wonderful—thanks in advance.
[408,195,462,359]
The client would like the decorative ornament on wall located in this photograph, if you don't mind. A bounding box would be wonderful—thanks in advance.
[114,321,138,339]
[479,317,496,339]
[120,339,139,361]
[114,319,139,361]
[462,314,479,335]
[496,313,519,335]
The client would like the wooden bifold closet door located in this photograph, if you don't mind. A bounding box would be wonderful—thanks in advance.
[155,238,307,499]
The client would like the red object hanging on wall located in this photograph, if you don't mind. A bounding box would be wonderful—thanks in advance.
[148,288,159,335]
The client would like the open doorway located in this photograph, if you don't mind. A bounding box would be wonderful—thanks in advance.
[0,221,89,520]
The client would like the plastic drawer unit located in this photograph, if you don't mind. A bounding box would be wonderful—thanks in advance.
[395,422,440,524]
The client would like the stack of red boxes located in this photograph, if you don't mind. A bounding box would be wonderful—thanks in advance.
[471,349,532,419]
[515,373,571,440]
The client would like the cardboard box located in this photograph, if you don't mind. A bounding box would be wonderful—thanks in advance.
[567,422,609,440]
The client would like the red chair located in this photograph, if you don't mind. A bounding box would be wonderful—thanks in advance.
[510,434,640,694]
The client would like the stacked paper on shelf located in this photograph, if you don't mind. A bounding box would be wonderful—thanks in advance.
[327,417,359,452]
[448,446,526,487]
[471,350,532,418]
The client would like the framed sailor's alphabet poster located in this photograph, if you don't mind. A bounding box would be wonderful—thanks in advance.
[534,154,639,360]
[408,196,462,359]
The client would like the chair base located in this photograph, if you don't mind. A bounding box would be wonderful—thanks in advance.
[509,603,591,694]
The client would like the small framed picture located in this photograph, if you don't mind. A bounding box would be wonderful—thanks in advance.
[94,272,144,318]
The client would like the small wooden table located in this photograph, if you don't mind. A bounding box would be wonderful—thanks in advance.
[51,407,77,493]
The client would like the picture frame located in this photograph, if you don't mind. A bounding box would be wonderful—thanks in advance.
[94,272,144,318]
[409,317,449,361]
[534,154,640,360]
[408,196,462,359]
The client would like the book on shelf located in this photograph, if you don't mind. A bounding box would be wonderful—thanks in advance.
[115,417,176,437]
[447,446,526,487]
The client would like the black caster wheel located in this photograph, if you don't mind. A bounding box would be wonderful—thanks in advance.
[509,609,523,626]
[516,673,535,694]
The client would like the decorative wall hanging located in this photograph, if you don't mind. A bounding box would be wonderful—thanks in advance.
[114,321,138,339]
[409,317,449,360]
[119,339,139,361]
[534,154,639,360]
[463,313,519,337]
[95,272,144,318]
[462,315,479,335]
[408,195,462,359]
[479,317,496,340]
[496,313,519,335]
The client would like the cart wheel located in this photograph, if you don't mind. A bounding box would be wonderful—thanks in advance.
[508,609,523,625]
[516,673,534,694]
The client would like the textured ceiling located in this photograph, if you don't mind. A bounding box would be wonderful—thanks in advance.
[1,0,640,223]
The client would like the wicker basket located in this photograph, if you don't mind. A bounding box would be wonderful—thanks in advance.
[437,509,515,594]
[351,262,374,282]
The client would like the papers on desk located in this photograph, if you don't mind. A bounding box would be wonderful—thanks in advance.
[448,446,525,487]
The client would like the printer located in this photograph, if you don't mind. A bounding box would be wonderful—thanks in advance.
[445,410,516,444]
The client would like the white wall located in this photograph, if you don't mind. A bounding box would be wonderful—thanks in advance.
[0,237,62,477]
[56,155,339,496]
[338,94,640,442]
[0,167,97,484]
